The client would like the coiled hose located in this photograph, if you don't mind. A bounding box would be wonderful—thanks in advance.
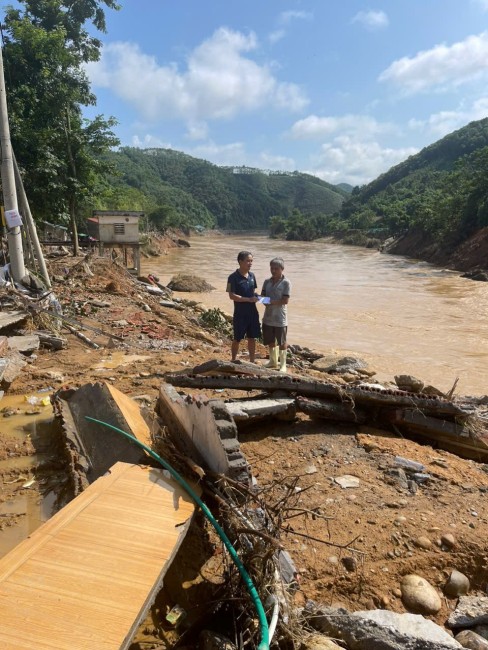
[85,416,270,650]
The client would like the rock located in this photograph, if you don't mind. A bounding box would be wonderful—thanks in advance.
[455,630,488,649]
[312,354,375,377]
[342,556,357,572]
[386,468,409,489]
[306,605,462,649]
[334,474,360,488]
[400,574,442,615]
[414,536,432,550]
[461,270,488,282]
[394,374,425,393]
[168,274,215,292]
[444,570,470,597]
[394,456,425,473]
[7,335,40,354]
[448,595,488,629]
[423,384,446,397]
[199,630,237,650]
[474,627,488,641]
[302,634,343,650]
[441,533,457,549]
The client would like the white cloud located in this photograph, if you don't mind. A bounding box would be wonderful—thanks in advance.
[185,121,209,141]
[132,134,172,148]
[408,96,488,137]
[87,28,308,124]
[379,32,488,94]
[352,10,389,30]
[269,10,312,43]
[279,10,313,25]
[308,136,417,185]
[289,114,394,139]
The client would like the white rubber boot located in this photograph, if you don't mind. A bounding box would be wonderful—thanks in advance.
[265,346,279,368]
[279,349,287,373]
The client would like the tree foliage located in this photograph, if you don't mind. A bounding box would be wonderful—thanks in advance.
[335,118,488,250]
[2,0,120,250]
[98,147,347,231]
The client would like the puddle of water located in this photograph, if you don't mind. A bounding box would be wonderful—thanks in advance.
[0,393,63,557]
[0,392,54,441]
[0,490,44,556]
[92,351,150,370]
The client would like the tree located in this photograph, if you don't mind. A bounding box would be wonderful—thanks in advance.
[2,0,120,253]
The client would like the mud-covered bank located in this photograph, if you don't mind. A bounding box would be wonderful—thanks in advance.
[383,226,488,277]
[0,249,487,649]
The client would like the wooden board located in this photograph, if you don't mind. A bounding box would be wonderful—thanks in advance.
[104,382,152,447]
[0,462,196,650]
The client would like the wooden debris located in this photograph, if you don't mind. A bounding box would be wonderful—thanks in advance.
[297,396,368,423]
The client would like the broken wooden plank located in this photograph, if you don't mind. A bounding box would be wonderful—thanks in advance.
[297,396,368,423]
[0,462,196,650]
[164,371,466,418]
[225,397,296,422]
[387,409,488,461]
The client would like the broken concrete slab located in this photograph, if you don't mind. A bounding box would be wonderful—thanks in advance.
[158,383,250,485]
[225,397,296,423]
[0,336,7,356]
[0,310,28,331]
[7,334,40,354]
[53,381,152,495]
[165,371,465,417]
[0,350,28,390]
[191,359,281,377]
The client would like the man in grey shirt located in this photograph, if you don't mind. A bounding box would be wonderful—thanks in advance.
[261,257,291,372]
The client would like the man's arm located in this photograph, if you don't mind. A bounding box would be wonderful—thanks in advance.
[228,291,258,303]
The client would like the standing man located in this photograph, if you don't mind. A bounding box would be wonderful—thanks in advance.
[227,251,260,363]
[261,257,291,373]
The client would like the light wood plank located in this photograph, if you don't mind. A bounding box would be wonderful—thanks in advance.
[0,462,197,650]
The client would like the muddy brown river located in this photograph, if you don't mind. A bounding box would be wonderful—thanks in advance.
[143,234,488,396]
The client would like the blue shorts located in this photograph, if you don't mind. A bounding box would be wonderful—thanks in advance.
[233,310,261,342]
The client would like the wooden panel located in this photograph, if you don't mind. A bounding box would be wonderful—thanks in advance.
[104,382,152,448]
[0,462,196,650]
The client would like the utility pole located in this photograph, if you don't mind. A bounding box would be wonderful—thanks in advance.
[0,42,25,282]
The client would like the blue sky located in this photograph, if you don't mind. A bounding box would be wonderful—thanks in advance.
[81,0,488,186]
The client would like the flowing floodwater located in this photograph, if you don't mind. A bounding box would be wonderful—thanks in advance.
[142,234,488,395]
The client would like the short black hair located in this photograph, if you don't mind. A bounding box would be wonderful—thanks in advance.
[237,250,253,262]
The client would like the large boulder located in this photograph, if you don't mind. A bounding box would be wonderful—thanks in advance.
[168,273,215,292]
[400,574,442,615]
[306,606,461,649]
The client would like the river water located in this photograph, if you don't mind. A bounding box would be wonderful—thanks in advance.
[142,234,488,395]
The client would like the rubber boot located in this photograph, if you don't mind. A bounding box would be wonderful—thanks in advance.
[279,349,287,373]
[265,346,279,368]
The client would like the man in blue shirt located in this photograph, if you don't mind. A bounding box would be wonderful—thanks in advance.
[226,251,260,362]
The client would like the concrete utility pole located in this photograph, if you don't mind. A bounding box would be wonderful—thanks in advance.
[0,43,25,282]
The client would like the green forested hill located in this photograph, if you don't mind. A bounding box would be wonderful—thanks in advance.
[96,147,347,230]
[335,118,488,248]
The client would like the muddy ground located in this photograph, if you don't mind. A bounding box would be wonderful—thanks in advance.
[0,248,487,648]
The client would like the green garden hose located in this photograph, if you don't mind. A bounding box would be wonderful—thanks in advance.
[85,416,270,650]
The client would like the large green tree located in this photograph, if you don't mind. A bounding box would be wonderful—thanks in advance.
[2,0,120,253]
